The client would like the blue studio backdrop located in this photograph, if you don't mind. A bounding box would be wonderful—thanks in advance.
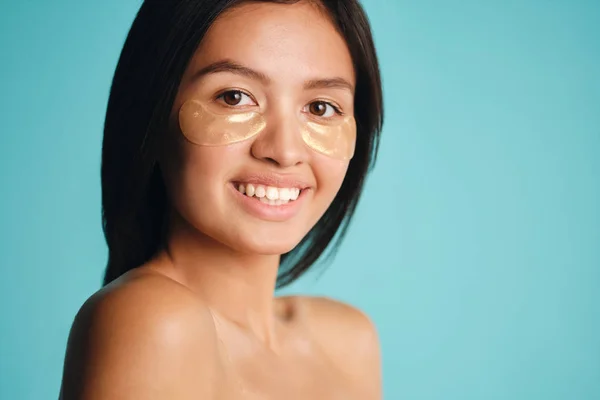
[0,1,599,399]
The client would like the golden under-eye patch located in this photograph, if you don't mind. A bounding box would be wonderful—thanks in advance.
[301,116,356,161]
[178,99,357,161]
[179,99,266,146]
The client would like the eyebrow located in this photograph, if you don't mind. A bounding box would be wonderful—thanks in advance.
[192,59,354,94]
[304,77,355,94]
[192,59,270,84]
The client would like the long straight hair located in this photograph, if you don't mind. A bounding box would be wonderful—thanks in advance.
[101,0,383,288]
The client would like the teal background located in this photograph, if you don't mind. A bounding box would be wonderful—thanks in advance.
[0,0,598,398]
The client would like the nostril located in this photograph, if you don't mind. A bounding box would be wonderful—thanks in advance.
[262,156,302,168]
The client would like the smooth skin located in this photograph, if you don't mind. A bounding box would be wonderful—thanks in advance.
[60,2,381,399]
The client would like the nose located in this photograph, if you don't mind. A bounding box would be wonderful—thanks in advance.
[250,109,309,168]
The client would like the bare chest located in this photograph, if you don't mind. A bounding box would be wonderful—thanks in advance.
[214,330,363,400]
[209,297,372,400]
[219,351,361,400]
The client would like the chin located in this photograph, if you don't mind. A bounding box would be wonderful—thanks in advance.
[229,227,304,256]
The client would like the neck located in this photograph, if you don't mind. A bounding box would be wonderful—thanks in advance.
[154,212,281,346]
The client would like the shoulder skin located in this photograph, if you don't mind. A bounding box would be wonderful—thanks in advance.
[302,296,382,398]
[59,271,222,400]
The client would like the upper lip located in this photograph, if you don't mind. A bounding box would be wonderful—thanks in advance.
[231,172,313,190]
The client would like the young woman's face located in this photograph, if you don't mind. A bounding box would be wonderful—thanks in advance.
[165,1,356,254]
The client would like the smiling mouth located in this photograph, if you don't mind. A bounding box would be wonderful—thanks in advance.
[233,182,303,206]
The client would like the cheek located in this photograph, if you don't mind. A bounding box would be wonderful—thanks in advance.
[164,141,240,224]
[312,157,350,204]
[181,139,247,180]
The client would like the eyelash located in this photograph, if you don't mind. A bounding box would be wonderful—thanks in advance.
[313,100,344,116]
[214,89,256,107]
[214,89,344,117]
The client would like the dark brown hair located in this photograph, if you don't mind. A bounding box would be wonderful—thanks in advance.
[101,0,383,288]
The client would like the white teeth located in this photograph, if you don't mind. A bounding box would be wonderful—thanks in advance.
[290,188,300,201]
[255,185,266,198]
[279,188,291,201]
[236,183,303,205]
[266,186,279,200]
[258,197,280,206]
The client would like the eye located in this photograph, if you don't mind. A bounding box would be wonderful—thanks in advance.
[306,101,341,118]
[216,90,255,107]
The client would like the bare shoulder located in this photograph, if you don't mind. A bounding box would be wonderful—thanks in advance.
[294,296,382,396]
[60,269,220,400]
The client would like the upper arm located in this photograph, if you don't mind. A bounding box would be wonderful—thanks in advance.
[60,275,220,400]
[306,297,382,398]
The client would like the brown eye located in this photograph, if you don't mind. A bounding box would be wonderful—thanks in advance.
[217,90,255,107]
[309,101,327,116]
[307,101,339,118]
[222,90,242,105]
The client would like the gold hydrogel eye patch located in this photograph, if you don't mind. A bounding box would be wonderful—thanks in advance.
[301,116,357,161]
[178,99,356,160]
[179,99,266,146]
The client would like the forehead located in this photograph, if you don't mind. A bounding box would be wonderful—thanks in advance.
[184,1,355,85]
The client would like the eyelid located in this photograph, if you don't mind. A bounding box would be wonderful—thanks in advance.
[325,101,344,115]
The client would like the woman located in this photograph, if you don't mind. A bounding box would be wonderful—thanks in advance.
[60,0,383,398]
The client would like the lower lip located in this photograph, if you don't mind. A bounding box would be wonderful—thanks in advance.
[229,183,308,222]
